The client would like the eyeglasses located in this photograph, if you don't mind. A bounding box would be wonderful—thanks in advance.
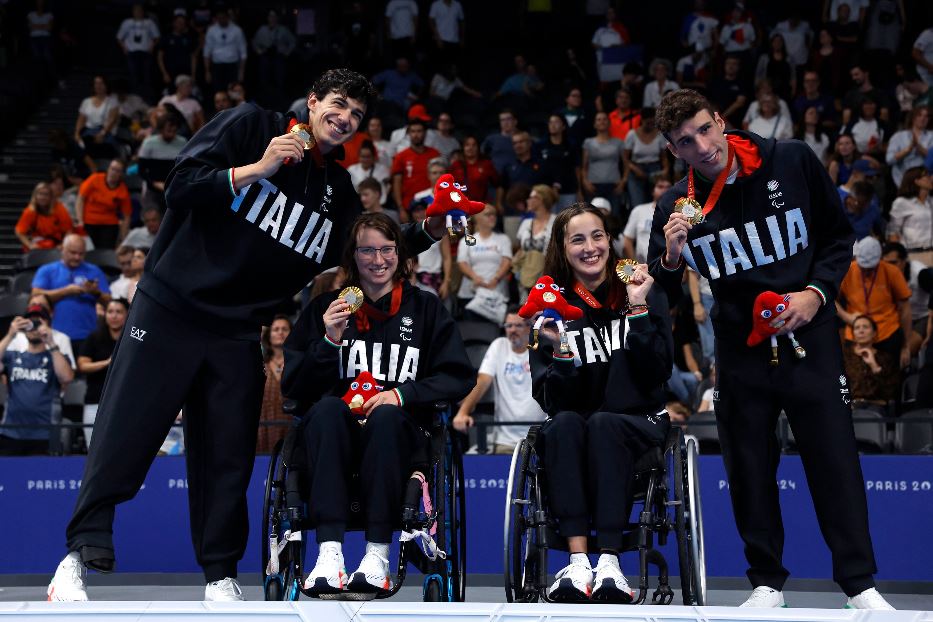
[356,246,397,258]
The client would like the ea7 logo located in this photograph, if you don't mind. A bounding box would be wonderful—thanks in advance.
[767,179,779,192]
[130,326,147,342]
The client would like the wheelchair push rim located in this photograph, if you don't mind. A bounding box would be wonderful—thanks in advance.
[685,436,707,605]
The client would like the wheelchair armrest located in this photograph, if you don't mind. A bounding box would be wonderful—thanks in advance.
[282,399,298,415]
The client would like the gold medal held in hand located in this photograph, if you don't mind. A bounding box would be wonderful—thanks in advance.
[674,196,705,225]
[339,286,365,313]
[289,122,315,150]
[615,259,638,284]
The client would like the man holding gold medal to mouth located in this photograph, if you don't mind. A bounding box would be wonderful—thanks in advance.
[647,89,893,611]
[49,68,449,603]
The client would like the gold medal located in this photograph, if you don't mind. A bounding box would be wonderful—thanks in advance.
[615,259,638,284]
[289,122,315,150]
[674,197,705,225]
[339,286,365,313]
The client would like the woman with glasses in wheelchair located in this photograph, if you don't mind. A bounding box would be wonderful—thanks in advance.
[529,203,673,603]
[281,212,474,597]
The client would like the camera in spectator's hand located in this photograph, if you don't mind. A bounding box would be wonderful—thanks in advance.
[26,319,41,332]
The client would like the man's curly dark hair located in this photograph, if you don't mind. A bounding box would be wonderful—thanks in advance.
[310,68,379,115]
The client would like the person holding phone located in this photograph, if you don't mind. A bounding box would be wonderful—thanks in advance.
[31,234,111,354]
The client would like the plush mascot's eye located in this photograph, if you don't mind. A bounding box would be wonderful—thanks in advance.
[775,303,786,313]
[550,283,560,291]
[439,181,450,188]
[350,382,360,390]
[362,382,372,391]
[454,183,463,190]
[761,309,772,319]
[535,283,545,290]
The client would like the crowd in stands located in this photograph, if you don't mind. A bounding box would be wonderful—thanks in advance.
[3,0,933,456]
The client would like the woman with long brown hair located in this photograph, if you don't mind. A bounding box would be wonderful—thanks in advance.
[529,203,673,602]
[255,314,292,454]
[15,181,73,251]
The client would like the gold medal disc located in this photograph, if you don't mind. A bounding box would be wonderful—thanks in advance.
[615,259,638,284]
[674,197,705,225]
[290,123,315,150]
[339,286,365,313]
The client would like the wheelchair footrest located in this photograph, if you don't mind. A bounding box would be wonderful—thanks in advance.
[317,592,378,601]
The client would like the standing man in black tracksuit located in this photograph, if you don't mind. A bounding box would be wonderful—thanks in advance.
[48,69,445,602]
[647,89,894,610]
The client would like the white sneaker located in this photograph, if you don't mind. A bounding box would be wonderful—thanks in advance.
[304,543,347,595]
[47,552,88,602]
[845,587,895,610]
[548,558,593,601]
[592,555,634,603]
[740,586,786,608]
[204,577,245,601]
[348,551,392,594]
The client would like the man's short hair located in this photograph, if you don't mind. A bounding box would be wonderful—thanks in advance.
[656,89,716,141]
[505,304,522,316]
[116,244,135,257]
[851,180,875,200]
[357,178,382,195]
[406,118,427,131]
[427,156,449,170]
[882,241,908,259]
[310,68,378,116]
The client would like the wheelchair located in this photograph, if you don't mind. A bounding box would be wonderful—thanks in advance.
[504,424,706,605]
[261,401,466,602]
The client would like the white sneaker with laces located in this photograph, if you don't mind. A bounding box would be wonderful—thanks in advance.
[740,586,786,608]
[845,588,895,610]
[204,577,245,601]
[47,552,89,602]
[547,557,593,601]
[304,543,347,595]
[348,551,392,594]
[592,555,634,603]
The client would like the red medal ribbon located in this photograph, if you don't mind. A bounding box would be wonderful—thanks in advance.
[687,143,735,218]
[573,279,626,312]
[354,281,403,332]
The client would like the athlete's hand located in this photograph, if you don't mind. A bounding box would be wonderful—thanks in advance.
[423,216,448,240]
[253,133,306,178]
[362,390,400,415]
[771,290,821,335]
[624,263,653,305]
[453,411,474,432]
[322,298,352,344]
[662,212,692,268]
[532,314,561,348]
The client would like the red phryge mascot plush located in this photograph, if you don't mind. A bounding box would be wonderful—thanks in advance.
[425,173,485,246]
[519,275,584,357]
[341,371,384,422]
[747,291,807,365]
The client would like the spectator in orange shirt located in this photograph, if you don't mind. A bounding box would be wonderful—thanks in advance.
[391,118,440,222]
[15,181,73,251]
[836,237,913,369]
[608,87,641,141]
[75,159,132,250]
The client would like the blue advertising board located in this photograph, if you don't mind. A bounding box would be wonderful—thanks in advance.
[0,455,930,581]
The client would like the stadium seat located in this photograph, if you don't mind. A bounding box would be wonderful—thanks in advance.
[84,249,120,276]
[503,215,522,242]
[687,410,719,454]
[851,408,886,453]
[19,249,61,271]
[894,409,933,454]
[465,342,489,370]
[8,270,37,295]
[457,320,500,345]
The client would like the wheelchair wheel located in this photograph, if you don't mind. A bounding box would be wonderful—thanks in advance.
[261,439,285,584]
[673,431,706,605]
[261,439,303,601]
[504,439,539,603]
[447,434,467,602]
[424,576,443,602]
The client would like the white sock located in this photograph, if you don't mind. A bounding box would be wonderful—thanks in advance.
[597,553,620,570]
[320,541,342,554]
[366,542,390,560]
[570,553,591,568]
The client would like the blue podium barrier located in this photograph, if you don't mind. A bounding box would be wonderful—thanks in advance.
[0,455,930,580]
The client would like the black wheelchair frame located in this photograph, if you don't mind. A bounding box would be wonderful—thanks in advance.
[260,403,467,602]
[503,424,706,605]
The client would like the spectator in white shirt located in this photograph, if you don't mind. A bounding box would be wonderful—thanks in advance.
[115,4,160,101]
[772,13,812,69]
[122,207,162,250]
[384,0,418,58]
[914,27,933,87]
[643,60,680,108]
[157,75,203,134]
[251,10,296,109]
[366,116,395,171]
[887,167,933,266]
[457,204,512,313]
[453,309,546,454]
[748,93,793,140]
[347,141,392,205]
[620,176,671,263]
[886,106,932,188]
[429,0,465,68]
[203,7,247,98]
[7,293,75,370]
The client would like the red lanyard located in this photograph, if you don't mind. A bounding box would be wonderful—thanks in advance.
[354,281,403,333]
[687,144,735,218]
[573,280,625,311]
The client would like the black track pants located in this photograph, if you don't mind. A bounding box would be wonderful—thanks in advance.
[302,396,423,544]
[66,292,264,582]
[541,410,669,551]
[715,321,877,596]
